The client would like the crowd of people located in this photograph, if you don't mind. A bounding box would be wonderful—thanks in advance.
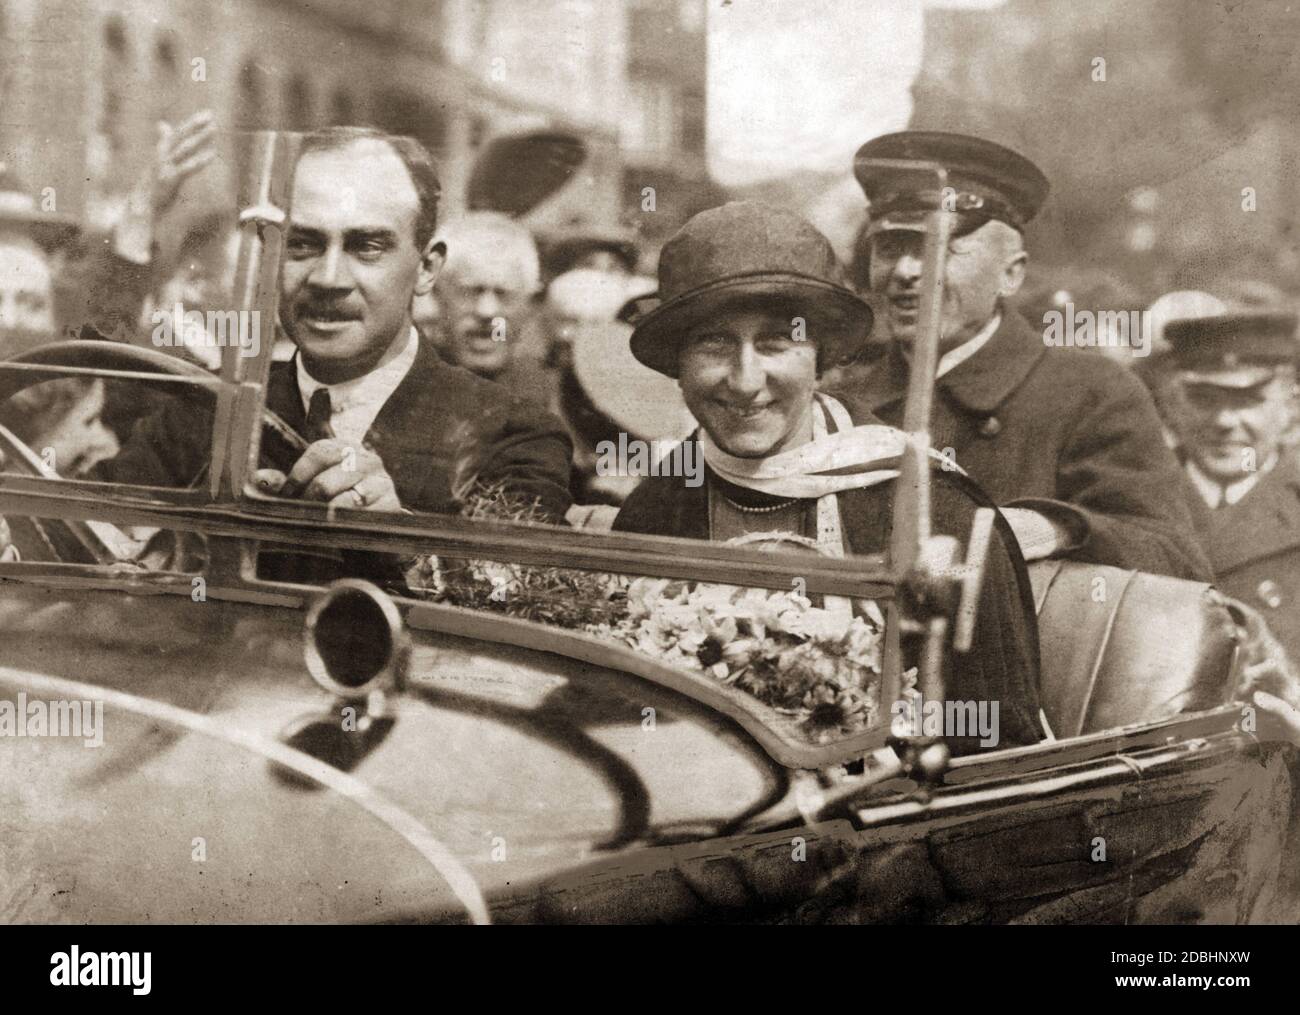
[2,114,1300,745]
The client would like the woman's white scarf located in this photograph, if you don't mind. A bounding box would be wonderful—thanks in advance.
[700,393,951,618]
[699,394,918,501]
[700,392,955,547]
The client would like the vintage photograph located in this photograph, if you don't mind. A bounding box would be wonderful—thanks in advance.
[0,0,1298,946]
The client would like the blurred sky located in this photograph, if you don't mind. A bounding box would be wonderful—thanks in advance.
[706,0,1006,187]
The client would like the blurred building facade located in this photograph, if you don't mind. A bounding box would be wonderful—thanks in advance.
[912,0,1300,302]
[0,0,714,254]
[620,0,717,250]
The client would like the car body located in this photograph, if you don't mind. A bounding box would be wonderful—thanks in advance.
[1,137,1296,925]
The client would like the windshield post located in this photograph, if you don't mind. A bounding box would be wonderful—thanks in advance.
[216,130,296,501]
[869,159,951,710]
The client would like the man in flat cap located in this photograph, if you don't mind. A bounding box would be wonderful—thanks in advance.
[845,131,1210,580]
[615,201,1045,754]
[1167,310,1300,661]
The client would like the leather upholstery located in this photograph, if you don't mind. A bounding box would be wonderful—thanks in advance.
[1029,561,1239,737]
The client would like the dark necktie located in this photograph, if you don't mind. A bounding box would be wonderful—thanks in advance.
[304,388,334,442]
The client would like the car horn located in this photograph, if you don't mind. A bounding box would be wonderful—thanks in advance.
[275,581,410,788]
[303,579,410,703]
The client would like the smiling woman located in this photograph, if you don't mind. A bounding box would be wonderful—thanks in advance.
[608,201,1045,755]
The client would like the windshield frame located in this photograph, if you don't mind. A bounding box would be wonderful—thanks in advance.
[0,132,966,763]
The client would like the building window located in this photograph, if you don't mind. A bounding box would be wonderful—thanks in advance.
[623,78,674,159]
[470,116,488,150]
[104,16,128,57]
[330,89,357,127]
[233,60,269,181]
[284,75,313,131]
[155,31,178,76]
[100,16,131,164]
[680,89,705,156]
[236,61,268,130]
[471,0,493,55]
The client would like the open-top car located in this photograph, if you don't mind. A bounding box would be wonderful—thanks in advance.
[2,134,1297,925]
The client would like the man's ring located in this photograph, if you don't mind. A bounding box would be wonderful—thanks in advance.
[351,488,368,508]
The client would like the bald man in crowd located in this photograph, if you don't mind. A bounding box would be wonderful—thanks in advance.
[431,211,543,387]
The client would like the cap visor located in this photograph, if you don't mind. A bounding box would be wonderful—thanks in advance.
[863,212,928,239]
[1179,365,1280,388]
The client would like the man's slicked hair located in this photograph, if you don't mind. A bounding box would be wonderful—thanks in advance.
[297,126,443,249]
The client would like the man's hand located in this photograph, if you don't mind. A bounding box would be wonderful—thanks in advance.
[114,110,219,265]
[254,440,403,512]
[152,110,219,218]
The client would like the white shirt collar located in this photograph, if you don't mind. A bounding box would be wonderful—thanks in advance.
[295,326,419,446]
[937,312,1001,379]
[1185,453,1276,508]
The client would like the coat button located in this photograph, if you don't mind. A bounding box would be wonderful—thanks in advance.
[978,416,1002,437]
[1257,580,1283,609]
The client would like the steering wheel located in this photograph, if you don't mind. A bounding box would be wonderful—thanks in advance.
[0,340,304,565]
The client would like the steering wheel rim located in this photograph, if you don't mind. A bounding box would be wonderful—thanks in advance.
[3,338,215,391]
[0,340,298,565]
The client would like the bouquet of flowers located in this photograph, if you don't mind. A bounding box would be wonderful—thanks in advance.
[403,482,627,628]
[593,577,887,742]
[408,483,892,742]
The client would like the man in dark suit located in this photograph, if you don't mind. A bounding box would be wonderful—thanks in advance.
[101,127,573,525]
[840,131,1210,581]
[614,201,1045,754]
[1167,310,1300,664]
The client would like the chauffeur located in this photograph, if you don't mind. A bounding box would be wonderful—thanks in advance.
[1167,310,1300,663]
[843,131,1211,581]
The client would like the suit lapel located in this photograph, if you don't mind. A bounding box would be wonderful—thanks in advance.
[1207,458,1300,573]
[269,341,452,506]
[936,310,1046,415]
[363,338,455,503]
[366,337,437,448]
[859,308,1047,417]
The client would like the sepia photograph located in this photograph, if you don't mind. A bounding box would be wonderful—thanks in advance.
[0,0,1297,986]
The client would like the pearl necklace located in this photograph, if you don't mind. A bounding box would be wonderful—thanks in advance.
[721,494,800,514]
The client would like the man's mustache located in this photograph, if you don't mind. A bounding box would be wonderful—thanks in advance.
[295,302,362,321]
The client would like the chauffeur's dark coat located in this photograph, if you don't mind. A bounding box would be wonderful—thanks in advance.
[1191,457,1300,665]
[839,308,1213,581]
[613,389,1044,754]
[101,336,575,523]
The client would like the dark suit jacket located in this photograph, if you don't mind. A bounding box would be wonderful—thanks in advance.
[102,335,575,523]
[834,308,1212,581]
[1191,457,1300,665]
[613,390,1044,755]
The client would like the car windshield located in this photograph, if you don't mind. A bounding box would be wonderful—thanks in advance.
[0,345,901,755]
[0,128,915,758]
